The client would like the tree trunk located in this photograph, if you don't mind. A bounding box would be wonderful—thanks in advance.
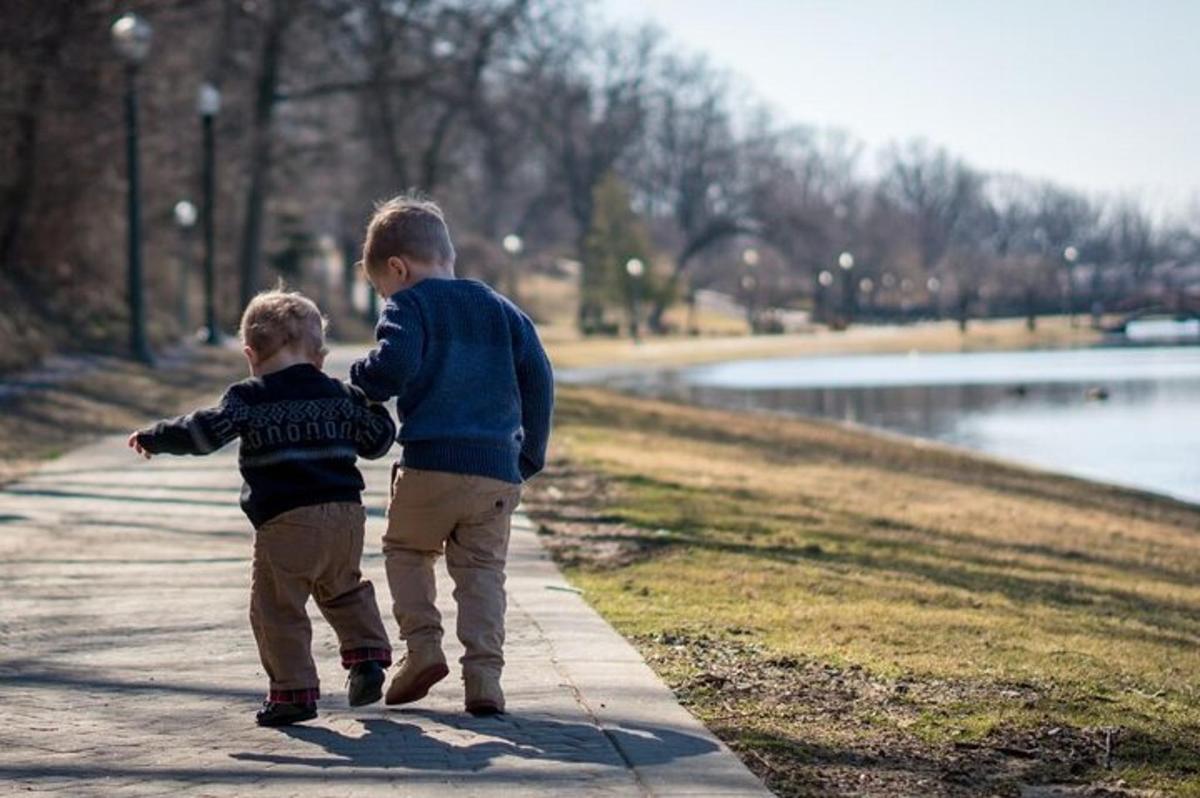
[0,85,46,272]
[957,290,971,333]
[237,0,291,309]
[0,4,74,272]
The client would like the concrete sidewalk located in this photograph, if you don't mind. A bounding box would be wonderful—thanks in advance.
[0,388,768,795]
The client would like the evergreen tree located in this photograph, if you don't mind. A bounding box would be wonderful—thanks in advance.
[580,173,665,334]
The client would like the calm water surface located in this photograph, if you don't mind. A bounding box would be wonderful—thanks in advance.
[571,346,1200,505]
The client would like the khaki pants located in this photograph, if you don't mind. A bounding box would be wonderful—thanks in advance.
[250,502,391,700]
[383,466,521,678]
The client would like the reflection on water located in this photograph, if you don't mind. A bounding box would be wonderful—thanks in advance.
[579,346,1200,506]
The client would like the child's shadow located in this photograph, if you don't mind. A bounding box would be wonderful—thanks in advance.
[230,710,715,772]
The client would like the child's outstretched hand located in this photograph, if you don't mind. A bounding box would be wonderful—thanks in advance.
[127,431,152,460]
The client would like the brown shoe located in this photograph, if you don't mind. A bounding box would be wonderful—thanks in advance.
[464,671,505,716]
[384,648,449,706]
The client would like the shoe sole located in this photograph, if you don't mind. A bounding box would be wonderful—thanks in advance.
[348,667,386,707]
[384,663,450,706]
[256,708,318,727]
[465,701,504,717]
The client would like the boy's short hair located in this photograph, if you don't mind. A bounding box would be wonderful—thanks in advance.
[362,194,456,272]
[239,288,327,360]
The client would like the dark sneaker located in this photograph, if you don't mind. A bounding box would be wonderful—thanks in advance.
[256,700,317,727]
[347,661,386,707]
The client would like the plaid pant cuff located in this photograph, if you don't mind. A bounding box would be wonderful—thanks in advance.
[268,686,320,704]
[341,646,393,669]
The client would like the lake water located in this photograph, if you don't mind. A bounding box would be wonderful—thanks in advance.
[569,346,1200,505]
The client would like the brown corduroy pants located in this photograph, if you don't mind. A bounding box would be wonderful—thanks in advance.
[383,466,521,679]
[250,502,391,700]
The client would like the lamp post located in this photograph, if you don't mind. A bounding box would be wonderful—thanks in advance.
[837,251,855,325]
[502,233,523,303]
[817,269,834,325]
[112,12,153,363]
[742,248,759,332]
[925,275,942,320]
[858,277,875,317]
[625,257,645,342]
[1063,245,1079,327]
[197,82,221,344]
[173,200,197,334]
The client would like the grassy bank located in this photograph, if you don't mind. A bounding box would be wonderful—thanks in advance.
[0,346,244,485]
[524,386,1200,797]
[542,316,1103,370]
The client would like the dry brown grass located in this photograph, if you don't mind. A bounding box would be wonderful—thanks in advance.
[543,316,1103,370]
[0,347,244,485]
[525,386,1200,796]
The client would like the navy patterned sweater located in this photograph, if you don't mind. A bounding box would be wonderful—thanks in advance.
[135,363,395,527]
[350,278,554,484]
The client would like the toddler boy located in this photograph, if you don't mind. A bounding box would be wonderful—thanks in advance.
[351,196,553,716]
[129,289,395,726]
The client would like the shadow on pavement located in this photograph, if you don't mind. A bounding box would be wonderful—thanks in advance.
[229,712,716,772]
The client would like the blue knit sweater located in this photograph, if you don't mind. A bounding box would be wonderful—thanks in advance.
[349,278,554,484]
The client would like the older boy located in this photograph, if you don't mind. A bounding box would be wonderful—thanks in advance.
[129,289,395,727]
[351,195,553,716]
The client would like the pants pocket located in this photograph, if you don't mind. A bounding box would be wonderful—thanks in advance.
[257,524,322,580]
[475,483,522,524]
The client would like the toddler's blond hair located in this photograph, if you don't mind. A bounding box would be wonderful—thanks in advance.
[239,289,327,360]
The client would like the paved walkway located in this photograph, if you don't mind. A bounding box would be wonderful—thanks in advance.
[0,352,768,797]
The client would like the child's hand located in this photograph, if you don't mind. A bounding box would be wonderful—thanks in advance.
[127,431,152,460]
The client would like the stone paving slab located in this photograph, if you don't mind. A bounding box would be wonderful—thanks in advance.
[0,352,769,797]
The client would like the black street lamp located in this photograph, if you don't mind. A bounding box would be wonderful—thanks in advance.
[817,269,834,324]
[625,258,645,343]
[197,82,221,344]
[1063,245,1079,328]
[502,233,523,304]
[838,251,855,325]
[927,276,943,319]
[111,12,153,363]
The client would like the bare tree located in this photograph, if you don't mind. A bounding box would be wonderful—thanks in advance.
[752,126,863,324]
[235,0,297,309]
[631,55,758,330]
[516,25,659,327]
[0,2,80,273]
[880,141,981,328]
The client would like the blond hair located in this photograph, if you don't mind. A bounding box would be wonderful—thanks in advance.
[362,193,456,274]
[239,288,327,360]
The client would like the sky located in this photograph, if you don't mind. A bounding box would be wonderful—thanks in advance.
[601,0,1199,216]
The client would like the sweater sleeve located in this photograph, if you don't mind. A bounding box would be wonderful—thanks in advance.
[135,388,245,456]
[349,296,425,402]
[344,383,397,460]
[513,312,555,481]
